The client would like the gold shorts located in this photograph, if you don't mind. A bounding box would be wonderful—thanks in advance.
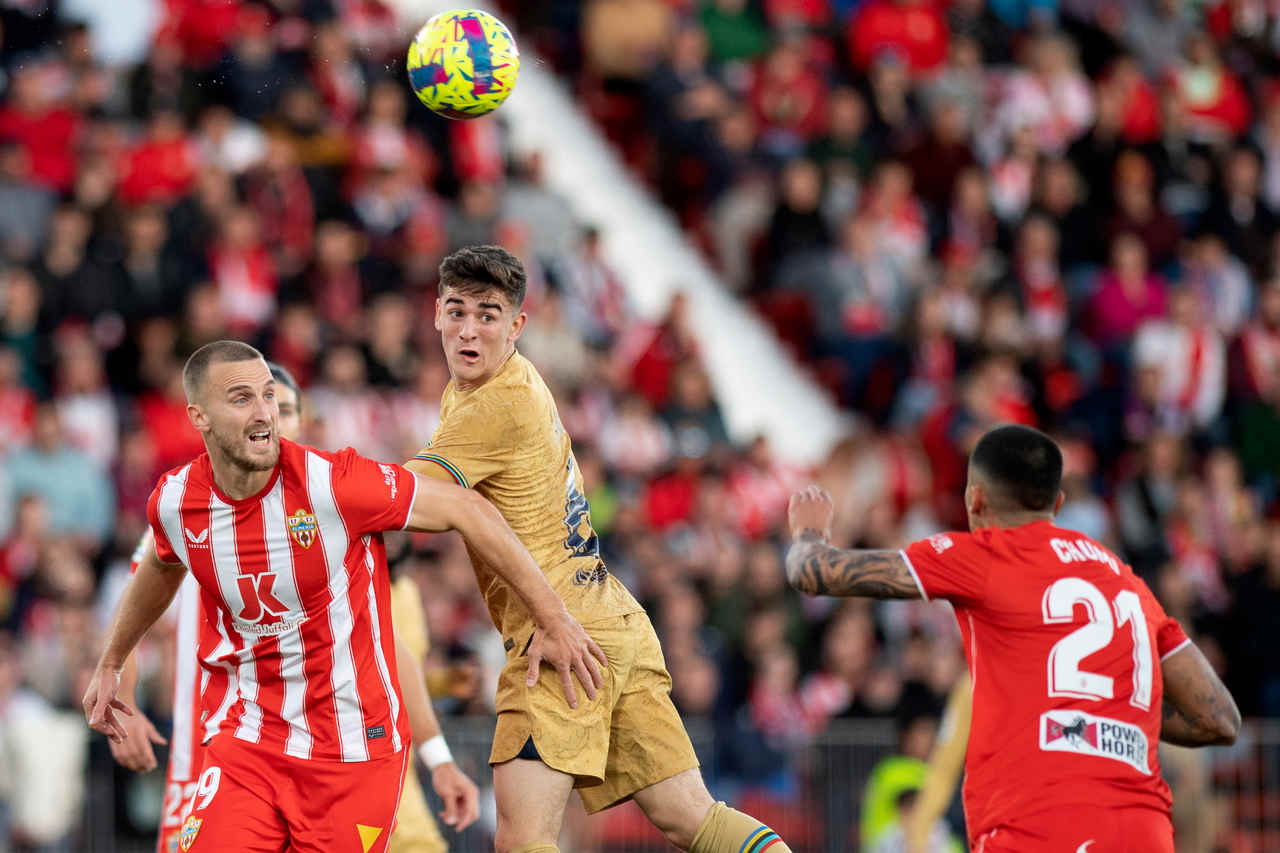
[389,762,448,853]
[490,611,700,814]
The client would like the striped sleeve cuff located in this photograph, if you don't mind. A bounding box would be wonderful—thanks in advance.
[899,549,930,601]
[1160,637,1192,663]
[411,453,469,488]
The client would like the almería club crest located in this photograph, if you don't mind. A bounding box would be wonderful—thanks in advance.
[288,508,318,549]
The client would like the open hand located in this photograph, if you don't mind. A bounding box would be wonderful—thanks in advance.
[526,610,608,708]
[431,761,480,831]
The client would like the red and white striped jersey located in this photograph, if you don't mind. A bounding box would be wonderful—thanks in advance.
[146,438,417,762]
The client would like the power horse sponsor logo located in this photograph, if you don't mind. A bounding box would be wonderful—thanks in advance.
[1040,710,1149,773]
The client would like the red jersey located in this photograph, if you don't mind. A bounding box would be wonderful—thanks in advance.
[146,439,417,763]
[901,522,1190,843]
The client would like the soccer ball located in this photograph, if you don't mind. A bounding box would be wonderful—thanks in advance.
[406,9,520,120]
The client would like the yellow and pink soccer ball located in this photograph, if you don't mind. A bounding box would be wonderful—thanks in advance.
[406,9,519,120]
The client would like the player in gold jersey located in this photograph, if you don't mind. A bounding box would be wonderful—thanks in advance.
[406,246,795,853]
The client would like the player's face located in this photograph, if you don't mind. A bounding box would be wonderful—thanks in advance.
[276,385,301,442]
[435,286,526,388]
[191,358,280,473]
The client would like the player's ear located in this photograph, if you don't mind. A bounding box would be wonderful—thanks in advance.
[187,402,210,434]
[509,309,527,342]
[1053,490,1065,515]
[964,483,984,516]
[433,298,443,332]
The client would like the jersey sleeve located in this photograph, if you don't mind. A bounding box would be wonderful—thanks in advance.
[900,531,991,607]
[408,398,522,488]
[145,484,179,565]
[1133,573,1191,660]
[329,448,419,537]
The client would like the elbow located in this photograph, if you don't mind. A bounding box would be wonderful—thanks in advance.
[1214,705,1242,746]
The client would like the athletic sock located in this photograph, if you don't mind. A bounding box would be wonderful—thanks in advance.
[689,801,791,853]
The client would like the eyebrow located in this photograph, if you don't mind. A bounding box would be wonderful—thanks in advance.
[225,379,275,396]
[444,297,504,311]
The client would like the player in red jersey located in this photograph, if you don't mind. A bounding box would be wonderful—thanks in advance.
[784,424,1240,853]
[108,362,478,853]
[84,340,605,853]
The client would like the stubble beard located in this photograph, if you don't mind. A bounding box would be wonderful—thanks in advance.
[211,427,279,473]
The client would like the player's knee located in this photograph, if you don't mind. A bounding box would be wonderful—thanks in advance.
[644,796,714,850]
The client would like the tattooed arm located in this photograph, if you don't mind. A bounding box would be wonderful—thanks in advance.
[785,531,922,599]
[1160,642,1240,746]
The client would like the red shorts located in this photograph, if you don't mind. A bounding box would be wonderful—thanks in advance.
[155,743,207,853]
[974,806,1174,853]
[177,735,408,853]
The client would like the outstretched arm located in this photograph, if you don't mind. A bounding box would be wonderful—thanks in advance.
[785,487,923,600]
[84,543,186,742]
[402,472,608,709]
[1160,642,1240,746]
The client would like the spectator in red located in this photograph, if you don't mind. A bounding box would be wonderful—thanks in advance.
[849,0,948,76]
[903,100,976,213]
[0,63,81,193]
[1009,214,1068,345]
[0,348,36,454]
[207,205,278,334]
[1105,55,1162,145]
[244,129,315,278]
[1105,150,1181,270]
[166,0,245,69]
[309,20,366,128]
[116,109,198,205]
[1169,33,1251,142]
[749,37,829,152]
[1133,286,1227,431]
[348,79,436,202]
[860,160,927,270]
[994,35,1094,156]
[1088,232,1169,348]
[1235,278,1280,404]
[939,171,996,270]
[134,363,206,472]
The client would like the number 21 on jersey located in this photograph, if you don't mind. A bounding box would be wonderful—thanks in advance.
[1042,577,1153,710]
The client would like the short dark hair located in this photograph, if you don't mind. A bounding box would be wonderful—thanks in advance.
[267,361,300,400]
[183,340,264,401]
[969,424,1063,513]
[438,245,526,309]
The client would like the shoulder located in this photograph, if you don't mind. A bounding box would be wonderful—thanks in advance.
[150,456,205,498]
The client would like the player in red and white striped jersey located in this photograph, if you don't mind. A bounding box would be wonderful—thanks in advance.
[109,363,478,853]
[86,341,605,853]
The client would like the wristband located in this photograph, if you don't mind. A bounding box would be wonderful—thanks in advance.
[418,735,453,769]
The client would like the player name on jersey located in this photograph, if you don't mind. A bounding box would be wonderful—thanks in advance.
[1039,709,1150,774]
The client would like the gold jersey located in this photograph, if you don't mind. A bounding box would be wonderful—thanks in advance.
[408,352,642,644]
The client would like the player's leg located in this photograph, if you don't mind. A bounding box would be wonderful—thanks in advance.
[388,763,448,853]
[583,613,793,853]
[156,768,196,853]
[487,625,620,853]
[492,755,576,853]
[286,749,409,853]
[632,771,792,853]
[180,740,289,852]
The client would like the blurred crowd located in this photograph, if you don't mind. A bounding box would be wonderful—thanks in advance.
[1,0,1279,849]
